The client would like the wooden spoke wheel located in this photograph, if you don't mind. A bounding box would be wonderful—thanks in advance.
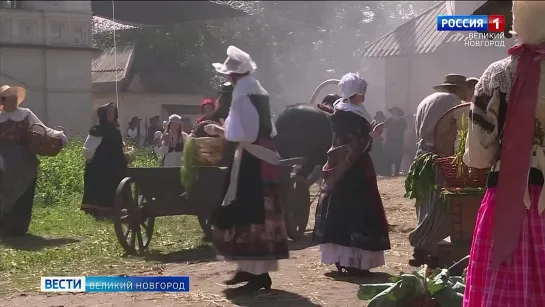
[284,176,311,241]
[114,177,155,255]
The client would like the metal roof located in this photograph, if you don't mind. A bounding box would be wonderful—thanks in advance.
[361,2,466,58]
[91,44,135,85]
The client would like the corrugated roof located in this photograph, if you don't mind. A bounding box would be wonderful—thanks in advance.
[361,2,467,58]
[91,44,135,84]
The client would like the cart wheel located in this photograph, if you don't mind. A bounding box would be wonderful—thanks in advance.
[198,215,213,239]
[114,177,155,255]
[284,176,311,241]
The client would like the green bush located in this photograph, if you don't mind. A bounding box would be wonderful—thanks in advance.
[35,138,159,207]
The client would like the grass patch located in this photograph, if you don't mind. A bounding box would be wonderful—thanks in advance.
[0,139,211,294]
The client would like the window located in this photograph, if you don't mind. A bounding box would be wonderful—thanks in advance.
[19,23,31,38]
[73,26,85,44]
[51,22,63,39]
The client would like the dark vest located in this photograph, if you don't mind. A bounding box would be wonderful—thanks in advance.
[248,94,273,141]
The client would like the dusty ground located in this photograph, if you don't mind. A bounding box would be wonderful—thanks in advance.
[0,177,416,307]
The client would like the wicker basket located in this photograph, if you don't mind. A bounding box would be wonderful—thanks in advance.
[28,123,63,157]
[194,137,227,166]
[436,156,489,188]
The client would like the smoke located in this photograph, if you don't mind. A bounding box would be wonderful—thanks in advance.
[259,1,437,116]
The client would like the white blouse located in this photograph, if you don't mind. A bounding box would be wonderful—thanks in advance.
[224,76,276,143]
[127,128,138,139]
[83,135,102,161]
[462,89,500,169]
[0,107,68,145]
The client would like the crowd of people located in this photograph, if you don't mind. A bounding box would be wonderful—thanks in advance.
[2,1,545,303]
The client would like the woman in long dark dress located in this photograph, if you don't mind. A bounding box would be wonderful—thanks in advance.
[314,73,390,276]
[81,103,128,217]
[0,85,68,236]
[204,45,289,292]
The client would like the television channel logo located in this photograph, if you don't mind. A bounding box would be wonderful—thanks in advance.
[437,15,505,32]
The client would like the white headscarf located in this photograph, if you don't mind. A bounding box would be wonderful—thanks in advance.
[168,114,182,124]
[212,46,257,75]
[338,72,368,99]
[333,73,372,121]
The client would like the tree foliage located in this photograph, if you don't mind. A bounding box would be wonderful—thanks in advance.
[92,1,437,110]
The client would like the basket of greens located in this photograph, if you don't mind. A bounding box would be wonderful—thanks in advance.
[435,113,488,188]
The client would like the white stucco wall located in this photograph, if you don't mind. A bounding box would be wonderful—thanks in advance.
[384,36,516,116]
[0,7,94,136]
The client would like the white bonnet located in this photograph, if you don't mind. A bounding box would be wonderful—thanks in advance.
[168,114,182,123]
[338,73,368,99]
[212,46,257,75]
[512,1,545,44]
[154,131,163,138]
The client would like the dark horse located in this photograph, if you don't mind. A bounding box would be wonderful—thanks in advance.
[274,94,338,184]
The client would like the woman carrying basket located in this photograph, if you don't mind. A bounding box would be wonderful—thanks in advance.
[0,85,68,236]
[203,45,289,292]
[463,2,545,305]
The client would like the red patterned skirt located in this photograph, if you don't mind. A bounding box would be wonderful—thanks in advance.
[211,138,289,261]
[464,185,545,306]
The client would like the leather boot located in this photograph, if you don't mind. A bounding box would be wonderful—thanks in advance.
[237,273,272,292]
[223,271,254,285]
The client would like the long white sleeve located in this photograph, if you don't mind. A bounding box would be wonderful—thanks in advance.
[463,90,500,169]
[224,95,259,143]
[83,135,103,161]
[27,109,68,147]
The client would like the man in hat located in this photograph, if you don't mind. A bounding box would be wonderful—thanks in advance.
[465,77,479,102]
[408,74,467,267]
[202,46,289,291]
[384,106,408,176]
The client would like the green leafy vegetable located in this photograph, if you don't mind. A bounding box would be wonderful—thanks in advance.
[453,114,468,178]
[358,283,394,300]
[359,267,465,307]
[404,152,439,200]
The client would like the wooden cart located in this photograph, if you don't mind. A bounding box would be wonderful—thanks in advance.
[113,158,311,255]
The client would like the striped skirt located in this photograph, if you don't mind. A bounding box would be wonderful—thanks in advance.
[408,167,449,252]
[463,185,545,306]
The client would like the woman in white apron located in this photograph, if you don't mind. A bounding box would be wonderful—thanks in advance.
[204,46,289,292]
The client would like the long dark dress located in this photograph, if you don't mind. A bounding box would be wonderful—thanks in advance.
[211,77,289,270]
[0,116,39,236]
[314,109,390,269]
[81,107,127,216]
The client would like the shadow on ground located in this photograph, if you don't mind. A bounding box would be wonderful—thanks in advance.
[224,288,322,307]
[324,271,393,285]
[288,232,317,251]
[142,244,216,264]
[0,234,79,251]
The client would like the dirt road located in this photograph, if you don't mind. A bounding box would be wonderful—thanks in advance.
[0,177,416,307]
